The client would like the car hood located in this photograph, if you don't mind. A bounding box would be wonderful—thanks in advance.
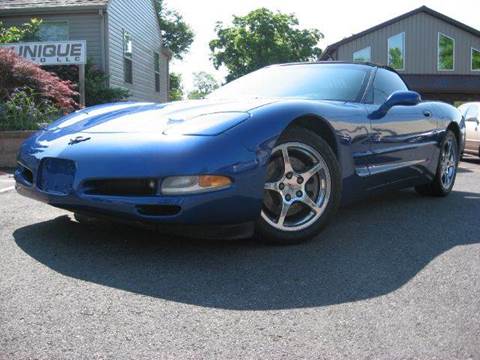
[45,98,277,135]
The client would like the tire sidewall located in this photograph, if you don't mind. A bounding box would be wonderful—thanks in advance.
[436,131,459,195]
[255,127,342,244]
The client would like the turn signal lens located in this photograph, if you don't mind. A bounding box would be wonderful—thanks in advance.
[198,175,231,188]
[161,175,232,195]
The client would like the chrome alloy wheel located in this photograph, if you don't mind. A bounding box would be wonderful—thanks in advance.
[440,137,457,190]
[261,142,331,232]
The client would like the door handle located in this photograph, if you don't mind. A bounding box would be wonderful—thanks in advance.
[423,110,432,118]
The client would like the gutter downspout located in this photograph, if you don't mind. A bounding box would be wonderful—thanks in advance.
[161,48,173,102]
[99,9,106,72]
[100,8,110,87]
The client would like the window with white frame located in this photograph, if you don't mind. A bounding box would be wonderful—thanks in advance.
[123,30,133,84]
[387,32,405,70]
[154,52,161,92]
[438,33,455,71]
[353,47,371,62]
[472,48,480,71]
[39,21,69,41]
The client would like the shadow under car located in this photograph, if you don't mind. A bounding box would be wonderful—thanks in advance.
[13,188,480,310]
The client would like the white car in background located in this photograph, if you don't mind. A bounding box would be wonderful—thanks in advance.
[458,102,480,158]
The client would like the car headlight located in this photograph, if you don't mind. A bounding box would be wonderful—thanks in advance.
[161,175,232,195]
[163,112,250,136]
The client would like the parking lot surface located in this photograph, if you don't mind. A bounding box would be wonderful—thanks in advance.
[1,159,479,359]
[0,172,14,194]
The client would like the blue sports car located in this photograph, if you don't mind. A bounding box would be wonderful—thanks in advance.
[15,62,465,244]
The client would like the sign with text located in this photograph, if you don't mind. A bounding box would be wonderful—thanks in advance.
[0,40,86,65]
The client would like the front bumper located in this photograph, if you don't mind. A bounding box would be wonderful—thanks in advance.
[15,175,259,226]
[15,130,268,230]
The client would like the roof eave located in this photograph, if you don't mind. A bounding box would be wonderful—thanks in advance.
[0,5,107,16]
[319,46,335,61]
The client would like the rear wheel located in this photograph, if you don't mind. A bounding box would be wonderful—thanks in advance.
[255,128,341,244]
[415,130,458,197]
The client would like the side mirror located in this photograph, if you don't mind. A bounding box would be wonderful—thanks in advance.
[370,90,422,119]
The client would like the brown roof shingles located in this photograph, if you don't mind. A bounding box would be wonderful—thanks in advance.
[0,0,109,10]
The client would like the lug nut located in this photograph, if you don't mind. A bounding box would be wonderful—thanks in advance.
[286,172,293,179]
[285,194,291,201]
[297,177,304,184]
[279,183,285,190]
[296,191,303,197]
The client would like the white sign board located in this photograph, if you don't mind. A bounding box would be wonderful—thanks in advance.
[0,40,86,65]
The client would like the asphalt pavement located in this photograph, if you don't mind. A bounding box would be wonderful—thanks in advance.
[1,159,479,359]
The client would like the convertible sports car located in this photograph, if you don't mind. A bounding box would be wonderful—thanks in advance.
[15,62,465,244]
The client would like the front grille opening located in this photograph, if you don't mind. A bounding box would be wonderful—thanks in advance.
[136,205,181,216]
[83,178,158,196]
[17,163,33,184]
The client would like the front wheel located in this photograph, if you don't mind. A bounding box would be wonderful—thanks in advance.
[415,130,459,197]
[255,128,342,245]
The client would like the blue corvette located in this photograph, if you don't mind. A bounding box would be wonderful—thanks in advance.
[15,62,465,244]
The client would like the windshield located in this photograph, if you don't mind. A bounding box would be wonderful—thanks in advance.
[208,64,370,102]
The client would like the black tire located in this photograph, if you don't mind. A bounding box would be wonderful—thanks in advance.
[415,130,459,197]
[255,127,342,245]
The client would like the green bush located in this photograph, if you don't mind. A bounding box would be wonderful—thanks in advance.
[45,62,130,106]
[0,48,78,111]
[0,88,61,131]
[0,18,41,43]
[0,19,76,131]
[85,63,130,106]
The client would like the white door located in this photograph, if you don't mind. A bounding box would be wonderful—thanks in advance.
[464,104,480,155]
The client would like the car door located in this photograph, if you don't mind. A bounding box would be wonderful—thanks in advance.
[463,104,480,154]
[364,69,438,187]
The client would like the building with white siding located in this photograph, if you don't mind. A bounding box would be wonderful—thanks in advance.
[0,0,171,103]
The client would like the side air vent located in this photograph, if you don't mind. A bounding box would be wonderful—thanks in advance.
[136,205,181,216]
[82,178,158,196]
[17,163,33,185]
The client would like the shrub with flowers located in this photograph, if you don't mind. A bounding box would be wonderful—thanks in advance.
[0,88,60,130]
[0,48,78,130]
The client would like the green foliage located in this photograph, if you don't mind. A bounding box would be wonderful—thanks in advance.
[0,22,78,131]
[472,49,480,70]
[188,72,219,99]
[209,8,324,82]
[389,48,404,70]
[156,0,194,60]
[0,48,77,111]
[438,35,454,70]
[0,88,60,131]
[169,72,184,100]
[45,61,130,106]
[0,18,41,43]
[85,63,130,106]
